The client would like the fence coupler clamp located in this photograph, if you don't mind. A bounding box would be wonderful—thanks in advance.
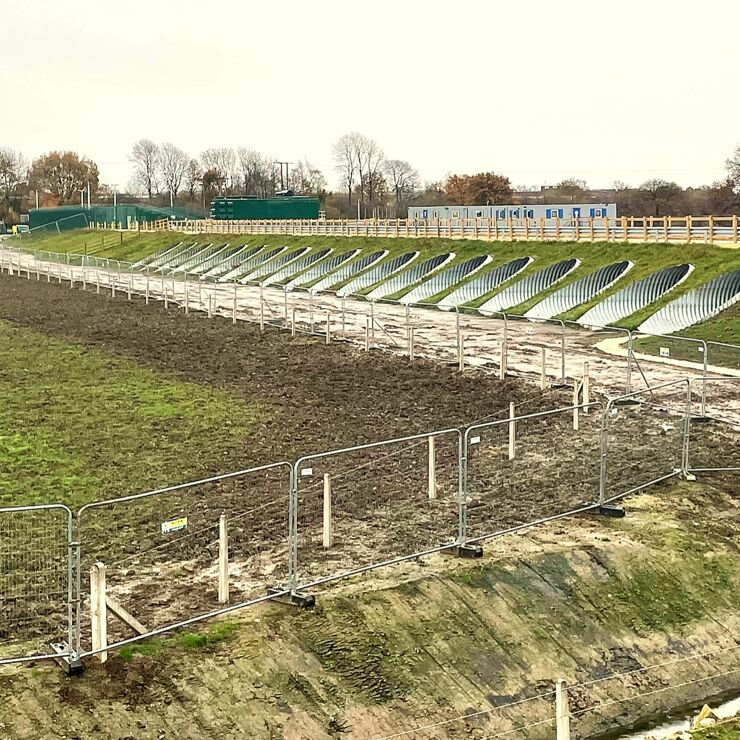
[268,587,315,609]
[445,543,484,559]
[596,504,626,518]
[49,642,84,676]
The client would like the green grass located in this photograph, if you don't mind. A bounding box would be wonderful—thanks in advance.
[8,228,740,352]
[693,719,740,739]
[117,620,240,661]
[0,322,262,508]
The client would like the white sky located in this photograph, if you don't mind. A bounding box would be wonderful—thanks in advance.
[4,0,739,190]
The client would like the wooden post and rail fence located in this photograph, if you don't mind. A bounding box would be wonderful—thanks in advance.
[97,214,740,245]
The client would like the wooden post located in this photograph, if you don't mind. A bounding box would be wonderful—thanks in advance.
[733,214,738,245]
[409,326,415,361]
[583,361,590,412]
[540,347,547,391]
[499,335,507,380]
[508,402,516,461]
[573,384,580,431]
[291,307,297,336]
[322,474,333,548]
[365,317,370,351]
[95,268,99,292]
[556,679,571,740]
[90,562,108,664]
[184,281,189,314]
[458,334,464,372]
[325,311,331,345]
[259,293,264,330]
[708,215,715,243]
[232,283,237,324]
[208,293,213,319]
[218,515,229,604]
[145,274,149,305]
[428,435,437,499]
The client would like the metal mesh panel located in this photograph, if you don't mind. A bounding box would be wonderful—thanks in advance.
[0,506,71,662]
[438,257,532,310]
[285,249,360,290]
[578,264,693,328]
[311,250,388,293]
[400,255,492,305]
[77,465,290,650]
[525,261,633,320]
[240,247,310,283]
[687,379,740,471]
[264,248,332,286]
[602,383,688,502]
[465,407,601,542]
[478,259,581,315]
[638,268,740,334]
[338,251,419,297]
[294,432,460,586]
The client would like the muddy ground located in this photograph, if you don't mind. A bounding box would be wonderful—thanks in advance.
[0,272,736,655]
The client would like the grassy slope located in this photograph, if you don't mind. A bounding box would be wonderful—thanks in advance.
[0,322,262,507]
[0,481,737,739]
[8,230,740,334]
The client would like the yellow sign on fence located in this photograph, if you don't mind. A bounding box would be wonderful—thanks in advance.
[161,516,188,534]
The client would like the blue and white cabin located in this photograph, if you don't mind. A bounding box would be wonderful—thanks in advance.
[408,203,617,221]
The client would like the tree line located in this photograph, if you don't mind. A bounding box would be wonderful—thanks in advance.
[1,137,740,224]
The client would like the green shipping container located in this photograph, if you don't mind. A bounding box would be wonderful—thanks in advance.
[210,196,319,221]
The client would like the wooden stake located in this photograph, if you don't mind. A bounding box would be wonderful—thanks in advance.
[90,562,108,664]
[232,283,237,324]
[458,334,464,372]
[409,326,415,361]
[540,347,547,390]
[583,362,590,413]
[322,474,333,548]
[428,436,437,499]
[218,515,229,604]
[573,384,580,431]
[325,311,331,345]
[508,402,516,460]
[291,307,296,336]
[556,679,571,740]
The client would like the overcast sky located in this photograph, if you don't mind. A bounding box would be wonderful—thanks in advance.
[4,0,739,191]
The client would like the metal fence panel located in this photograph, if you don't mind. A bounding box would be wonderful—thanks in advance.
[292,430,462,588]
[0,505,73,665]
[76,464,291,653]
[463,405,603,543]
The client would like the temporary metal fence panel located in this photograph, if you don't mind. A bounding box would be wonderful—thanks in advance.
[76,464,291,655]
[463,405,603,543]
[239,247,310,284]
[707,341,740,372]
[525,261,634,320]
[437,257,533,310]
[364,253,453,301]
[291,430,462,589]
[264,247,332,286]
[578,264,694,328]
[478,259,581,315]
[599,380,690,505]
[686,378,740,472]
[311,250,388,293]
[338,251,420,298]
[400,255,493,305]
[0,504,74,665]
[638,268,740,335]
[284,248,360,290]
[219,245,288,282]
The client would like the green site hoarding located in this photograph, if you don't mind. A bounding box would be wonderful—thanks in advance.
[210,196,320,220]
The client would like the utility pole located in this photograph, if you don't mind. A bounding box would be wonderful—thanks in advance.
[274,161,292,191]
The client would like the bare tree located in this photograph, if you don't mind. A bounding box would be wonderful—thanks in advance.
[129,139,160,199]
[727,145,740,193]
[159,143,189,204]
[288,158,327,197]
[384,159,418,217]
[184,158,202,200]
[200,148,237,194]
[360,136,385,205]
[0,147,27,208]
[237,147,265,195]
[332,134,356,206]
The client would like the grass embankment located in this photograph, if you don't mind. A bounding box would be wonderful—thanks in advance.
[8,229,740,331]
[0,480,738,739]
[0,322,261,509]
